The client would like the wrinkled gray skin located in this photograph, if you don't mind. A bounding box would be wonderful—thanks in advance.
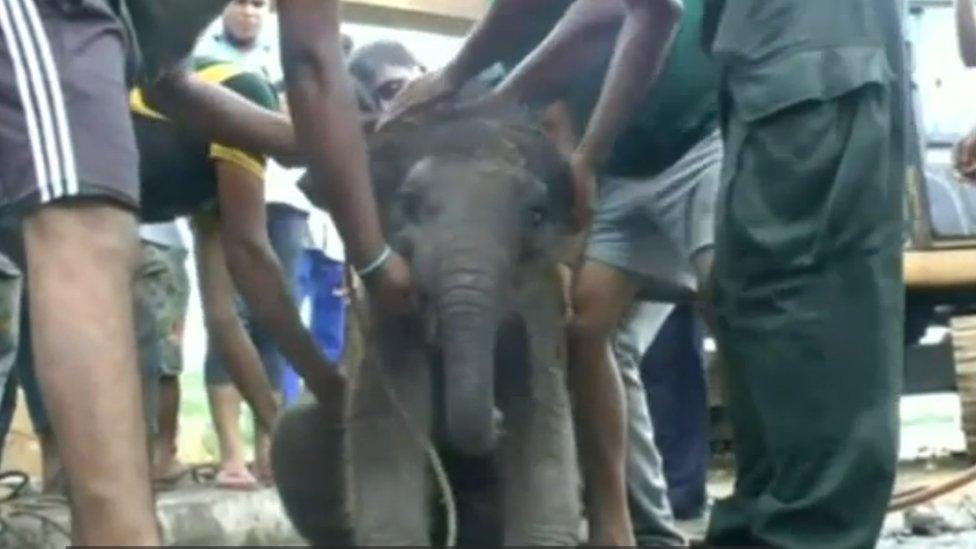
[274,114,583,546]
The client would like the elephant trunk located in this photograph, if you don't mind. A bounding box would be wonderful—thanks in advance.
[437,262,504,457]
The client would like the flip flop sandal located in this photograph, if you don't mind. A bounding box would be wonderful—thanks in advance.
[214,469,261,491]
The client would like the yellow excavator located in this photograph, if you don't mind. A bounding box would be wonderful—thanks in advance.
[903,0,976,458]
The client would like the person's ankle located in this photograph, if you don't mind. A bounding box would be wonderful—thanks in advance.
[219,458,249,473]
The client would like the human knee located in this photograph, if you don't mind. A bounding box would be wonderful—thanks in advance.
[569,296,618,346]
[568,264,635,347]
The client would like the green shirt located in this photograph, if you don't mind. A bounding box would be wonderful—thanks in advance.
[131,57,279,222]
[495,0,718,178]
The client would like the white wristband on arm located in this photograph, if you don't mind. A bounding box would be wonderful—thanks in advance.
[356,244,392,279]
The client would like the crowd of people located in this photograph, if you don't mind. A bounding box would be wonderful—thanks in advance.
[0,0,973,546]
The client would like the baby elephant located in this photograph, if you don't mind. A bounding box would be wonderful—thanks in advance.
[274,112,583,546]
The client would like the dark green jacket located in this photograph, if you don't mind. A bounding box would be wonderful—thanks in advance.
[707,0,904,123]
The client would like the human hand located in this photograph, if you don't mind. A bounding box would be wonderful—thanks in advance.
[570,151,598,233]
[955,127,976,182]
[302,366,347,423]
[362,250,416,318]
[377,66,463,129]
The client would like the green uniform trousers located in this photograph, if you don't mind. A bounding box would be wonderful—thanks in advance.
[706,81,905,548]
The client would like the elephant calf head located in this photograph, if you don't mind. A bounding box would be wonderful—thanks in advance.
[368,111,574,456]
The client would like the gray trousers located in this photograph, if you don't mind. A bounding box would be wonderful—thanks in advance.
[615,301,687,547]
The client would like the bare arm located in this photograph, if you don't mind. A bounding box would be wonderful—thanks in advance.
[380,0,569,125]
[144,71,302,165]
[576,0,683,166]
[492,1,628,108]
[277,0,381,268]
[441,0,572,90]
[958,0,976,67]
[215,161,346,417]
[568,2,682,544]
[192,214,279,432]
[278,0,414,316]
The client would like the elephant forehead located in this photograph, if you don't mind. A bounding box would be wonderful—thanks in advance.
[403,155,535,191]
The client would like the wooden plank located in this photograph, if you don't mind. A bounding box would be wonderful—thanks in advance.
[343,0,487,35]
[904,250,976,288]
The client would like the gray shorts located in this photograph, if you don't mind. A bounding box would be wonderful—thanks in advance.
[0,0,139,212]
[586,131,722,300]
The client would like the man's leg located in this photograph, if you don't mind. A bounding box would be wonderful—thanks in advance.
[133,258,162,468]
[614,301,687,546]
[155,375,180,476]
[641,303,710,520]
[12,311,64,493]
[0,252,22,465]
[25,203,158,544]
[707,85,903,548]
[205,312,281,488]
[155,250,190,480]
[0,0,157,539]
[204,357,256,488]
[0,377,18,471]
[134,239,190,481]
[568,261,639,545]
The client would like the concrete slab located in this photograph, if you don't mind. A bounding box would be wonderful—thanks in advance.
[0,486,305,548]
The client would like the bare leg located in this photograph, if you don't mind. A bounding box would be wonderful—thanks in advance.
[153,375,183,479]
[567,261,637,546]
[24,203,158,544]
[614,303,685,546]
[38,428,62,494]
[206,384,251,479]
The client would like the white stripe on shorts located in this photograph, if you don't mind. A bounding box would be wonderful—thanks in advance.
[16,0,78,196]
[0,0,51,202]
[0,0,79,202]
[4,0,62,200]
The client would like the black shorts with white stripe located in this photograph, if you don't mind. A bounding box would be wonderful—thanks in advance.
[0,0,139,214]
